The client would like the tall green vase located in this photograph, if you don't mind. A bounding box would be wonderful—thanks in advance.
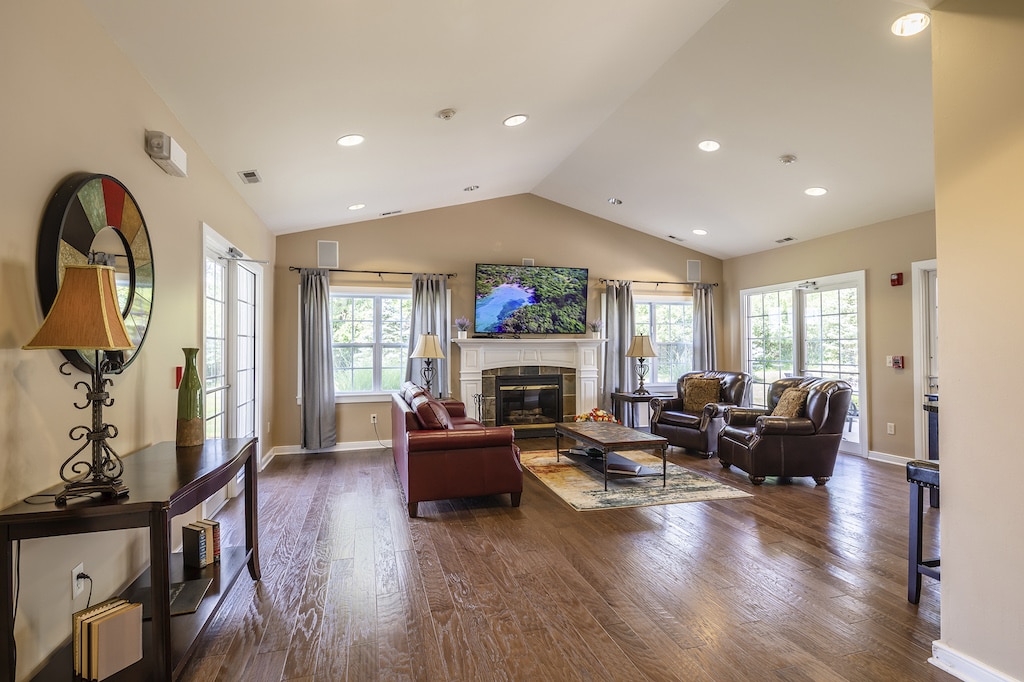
[176,347,204,447]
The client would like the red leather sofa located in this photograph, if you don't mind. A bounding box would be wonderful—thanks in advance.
[391,382,523,517]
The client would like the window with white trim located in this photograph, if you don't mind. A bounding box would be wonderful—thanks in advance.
[330,289,411,395]
[633,297,694,386]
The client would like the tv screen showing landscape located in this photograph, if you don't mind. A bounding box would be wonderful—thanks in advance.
[474,263,589,334]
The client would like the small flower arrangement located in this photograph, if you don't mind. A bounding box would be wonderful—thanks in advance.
[588,318,603,332]
[574,408,619,423]
[454,316,471,332]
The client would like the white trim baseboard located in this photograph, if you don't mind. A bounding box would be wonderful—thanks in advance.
[266,440,392,462]
[868,450,913,467]
[931,640,1018,682]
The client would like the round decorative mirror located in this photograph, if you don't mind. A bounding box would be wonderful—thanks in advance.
[37,173,154,372]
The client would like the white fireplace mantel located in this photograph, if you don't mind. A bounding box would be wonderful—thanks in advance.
[453,337,606,416]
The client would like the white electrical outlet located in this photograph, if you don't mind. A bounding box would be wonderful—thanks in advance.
[887,422,895,435]
[370,413,378,424]
[72,562,85,598]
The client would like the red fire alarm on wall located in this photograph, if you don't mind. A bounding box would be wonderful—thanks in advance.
[890,272,904,286]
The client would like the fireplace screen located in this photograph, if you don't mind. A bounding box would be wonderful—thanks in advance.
[495,375,562,434]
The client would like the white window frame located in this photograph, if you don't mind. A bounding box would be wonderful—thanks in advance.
[739,271,867,457]
[202,224,264,513]
[329,285,412,402]
[632,293,694,393]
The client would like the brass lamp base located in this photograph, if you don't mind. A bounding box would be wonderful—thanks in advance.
[55,477,129,506]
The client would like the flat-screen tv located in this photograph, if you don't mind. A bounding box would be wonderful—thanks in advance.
[474,263,589,334]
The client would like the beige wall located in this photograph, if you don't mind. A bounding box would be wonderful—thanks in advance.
[0,2,275,678]
[932,2,1024,679]
[272,194,720,447]
[720,211,936,458]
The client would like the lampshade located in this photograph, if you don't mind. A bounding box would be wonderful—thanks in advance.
[625,334,656,358]
[410,333,445,359]
[23,265,135,351]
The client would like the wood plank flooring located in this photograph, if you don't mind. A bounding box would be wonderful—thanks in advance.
[181,439,948,681]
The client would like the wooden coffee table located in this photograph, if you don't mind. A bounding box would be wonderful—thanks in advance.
[555,421,668,490]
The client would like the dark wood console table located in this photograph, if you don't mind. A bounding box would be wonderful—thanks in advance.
[0,438,260,681]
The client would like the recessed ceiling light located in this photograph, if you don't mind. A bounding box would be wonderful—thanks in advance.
[692,229,708,236]
[804,187,828,197]
[697,140,721,152]
[464,185,479,192]
[503,114,529,127]
[891,12,930,37]
[348,203,365,210]
[607,198,622,205]
[337,134,365,147]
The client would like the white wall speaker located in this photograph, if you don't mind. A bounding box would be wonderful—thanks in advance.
[686,260,702,283]
[317,240,339,269]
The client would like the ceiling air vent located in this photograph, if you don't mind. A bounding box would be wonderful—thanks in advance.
[667,235,685,242]
[775,236,797,244]
[237,169,262,184]
[380,210,403,217]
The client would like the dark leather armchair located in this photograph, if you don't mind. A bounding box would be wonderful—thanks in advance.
[650,371,752,457]
[718,376,853,485]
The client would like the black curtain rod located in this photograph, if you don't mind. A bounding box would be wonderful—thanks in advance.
[289,266,456,278]
[599,278,718,287]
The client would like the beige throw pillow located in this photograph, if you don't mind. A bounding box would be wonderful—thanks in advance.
[682,377,722,413]
[772,387,809,418]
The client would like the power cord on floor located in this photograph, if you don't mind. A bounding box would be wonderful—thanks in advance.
[372,421,390,449]
[77,572,94,608]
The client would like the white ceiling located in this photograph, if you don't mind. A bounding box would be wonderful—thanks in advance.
[83,0,937,260]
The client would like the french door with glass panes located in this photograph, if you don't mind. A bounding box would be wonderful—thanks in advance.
[742,272,866,456]
[203,244,261,511]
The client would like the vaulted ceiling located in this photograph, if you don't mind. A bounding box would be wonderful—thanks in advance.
[83,0,937,259]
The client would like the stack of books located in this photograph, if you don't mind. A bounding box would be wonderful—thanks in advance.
[182,518,221,568]
[72,598,143,680]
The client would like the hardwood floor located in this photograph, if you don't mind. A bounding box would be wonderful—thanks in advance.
[182,439,949,681]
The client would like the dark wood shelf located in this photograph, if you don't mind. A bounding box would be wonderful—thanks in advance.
[1,439,260,681]
[30,547,251,681]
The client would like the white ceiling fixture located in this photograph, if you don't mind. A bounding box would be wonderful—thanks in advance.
[503,114,529,127]
[607,197,622,205]
[464,185,479,192]
[337,134,364,147]
[437,108,457,120]
[697,140,720,152]
[692,228,708,236]
[805,187,828,197]
[348,203,365,210]
[891,12,930,37]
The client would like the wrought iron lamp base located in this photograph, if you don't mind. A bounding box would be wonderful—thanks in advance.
[55,477,129,506]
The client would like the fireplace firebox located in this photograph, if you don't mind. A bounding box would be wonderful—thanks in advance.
[495,374,562,437]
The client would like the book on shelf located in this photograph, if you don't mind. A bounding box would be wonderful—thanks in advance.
[194,518,221,562]
[86,601,143,680]
[73,598,126,676]
[606,461,644,475]
[182,522,208,568]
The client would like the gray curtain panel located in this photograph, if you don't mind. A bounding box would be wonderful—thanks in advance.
[602,280,635,410]
[299,268,337,450]
[406,274,449,396]
[693,283,717,371]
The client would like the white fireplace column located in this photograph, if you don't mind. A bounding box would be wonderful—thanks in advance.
[453,338,606,418]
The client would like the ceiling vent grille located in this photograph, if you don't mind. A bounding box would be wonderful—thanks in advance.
[775,236,797,244]
[380,210,403,217]
[238,169,262,184]
[667,235,685,242]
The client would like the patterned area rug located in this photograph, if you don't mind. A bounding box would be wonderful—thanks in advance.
[521,449,751,511]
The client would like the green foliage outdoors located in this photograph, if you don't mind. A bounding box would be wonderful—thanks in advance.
[476,265,587,334]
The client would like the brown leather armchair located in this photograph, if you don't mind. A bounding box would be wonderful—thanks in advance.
[392,382,523,517]
[649,371,752,457]
[717,376,853,485]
